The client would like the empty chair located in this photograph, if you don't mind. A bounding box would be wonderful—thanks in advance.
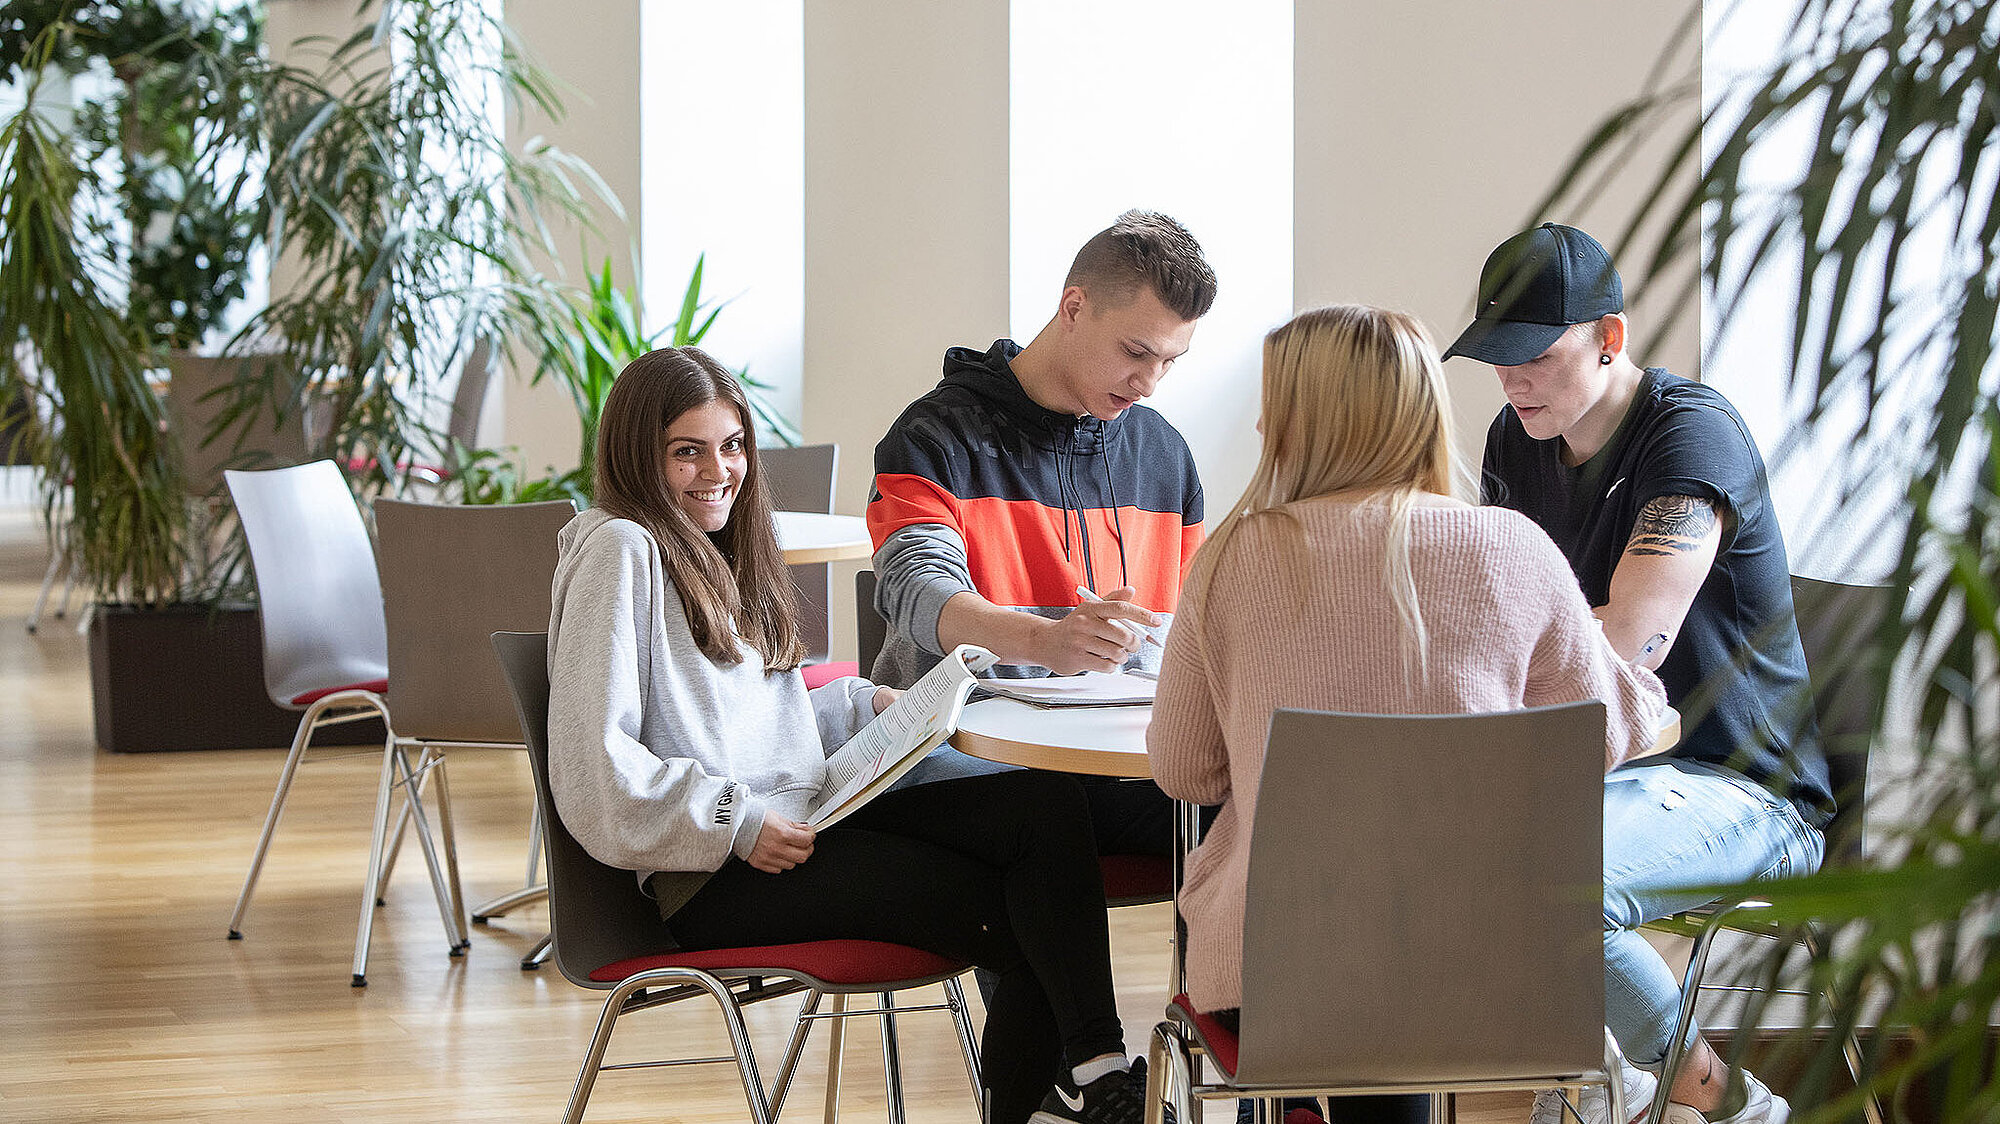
[1149,703,1626,1124]
[170,353,311,498]
[227,463,575,985]
[761,442,841,669]
[225,461,461,984]
[367,495,577,966]
[1641,576,1894,1124]
[489,630,982,1124]
[857,569,888,681]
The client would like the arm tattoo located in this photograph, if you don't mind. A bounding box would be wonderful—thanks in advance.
[1625,495,1717,557]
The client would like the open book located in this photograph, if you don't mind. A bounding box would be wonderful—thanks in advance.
[976,670,1157,708]
[807,644,999,827]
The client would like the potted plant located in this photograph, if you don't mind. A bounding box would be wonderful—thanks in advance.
[1,1,614,751]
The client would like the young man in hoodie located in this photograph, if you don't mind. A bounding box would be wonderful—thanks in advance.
[865,209,1215,847]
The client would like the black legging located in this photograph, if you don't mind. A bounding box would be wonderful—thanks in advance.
[663,770,1125,1124]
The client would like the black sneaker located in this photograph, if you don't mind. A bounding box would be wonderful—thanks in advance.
[1029,1058,1148,1124]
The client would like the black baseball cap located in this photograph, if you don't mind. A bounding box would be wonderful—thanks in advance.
[1441,223,1624,365]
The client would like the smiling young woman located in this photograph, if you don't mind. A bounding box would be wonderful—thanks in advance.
[543,346,1157,1124]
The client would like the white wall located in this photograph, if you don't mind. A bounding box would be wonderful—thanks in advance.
[1010,0,1293,519]
[1297,1,1700,477]
[802,1,1011,511]
[801,0,1009,660]
[491,2,1696,662]
[641,2,805,435]
[502,0,644,478]
[1698,0,1947,584]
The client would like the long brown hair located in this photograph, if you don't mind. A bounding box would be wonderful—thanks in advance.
[594,347,805,668]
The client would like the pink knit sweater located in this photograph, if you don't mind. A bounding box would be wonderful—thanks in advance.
[1147,496,1667,1012]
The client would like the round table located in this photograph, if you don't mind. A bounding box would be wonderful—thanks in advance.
[773,511,872,564]
[951,699,1682,778]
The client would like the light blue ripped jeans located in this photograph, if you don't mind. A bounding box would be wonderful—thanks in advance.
[1604,759,1824,1067]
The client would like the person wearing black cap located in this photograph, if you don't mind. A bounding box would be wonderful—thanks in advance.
[1445,224,1831,1124]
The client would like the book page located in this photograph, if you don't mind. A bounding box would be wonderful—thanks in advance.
[808,645,998,826]
[977,671,1157,708]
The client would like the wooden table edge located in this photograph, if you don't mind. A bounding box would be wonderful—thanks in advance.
[949,725,1151,779]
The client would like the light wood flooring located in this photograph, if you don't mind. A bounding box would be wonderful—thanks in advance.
[0,499,1526,1124]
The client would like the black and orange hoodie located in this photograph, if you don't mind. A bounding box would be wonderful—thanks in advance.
[865,339,1205,688]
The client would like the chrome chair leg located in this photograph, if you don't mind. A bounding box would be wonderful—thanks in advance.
[230,697,375,938]
[427,751,470,947]
[474,883,550,920]
[392,746,468,952]
[823,993,848,1124]
[880,991,906,1124]
[519,932,552,970]
[563,969,776,1124]
[472,803,549,921]
[26,541,65,633]
[353,743,462,983]
[1648,904,1741,1124]
[944,975,984,1104]
[769,990,825,1121]
[352,733,403,987]
[374,792,412,905]
[1801,924,1885,1124]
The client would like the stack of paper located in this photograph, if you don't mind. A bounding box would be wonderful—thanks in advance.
[977,671,1157,708]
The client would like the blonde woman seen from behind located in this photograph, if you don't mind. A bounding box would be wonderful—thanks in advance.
[1146,305,1667,1124]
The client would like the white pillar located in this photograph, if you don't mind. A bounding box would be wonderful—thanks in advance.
[503,0,644,478]
[802,0,1011,516]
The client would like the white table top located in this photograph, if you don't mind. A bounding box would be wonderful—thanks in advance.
[773,511,872,565]
[951,698,1154,777]
[950,698,1682,779]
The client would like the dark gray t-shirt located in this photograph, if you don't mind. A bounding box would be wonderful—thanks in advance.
[1483,368,1832,828]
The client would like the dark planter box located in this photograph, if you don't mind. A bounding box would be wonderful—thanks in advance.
[88,604,385,753]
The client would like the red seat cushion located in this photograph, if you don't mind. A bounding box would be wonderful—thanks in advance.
[590,938,966,986]
[1169,992,1241,1078]
[801,661,862,689]
[291,679,389,706]
[1101,852,1173,905]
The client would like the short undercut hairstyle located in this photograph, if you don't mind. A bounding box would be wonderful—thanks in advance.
[1064,209,1218,322]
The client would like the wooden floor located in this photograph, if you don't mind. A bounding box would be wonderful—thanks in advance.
[0,498,1526,1124]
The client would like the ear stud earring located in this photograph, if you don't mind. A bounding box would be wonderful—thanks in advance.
[1599,354,1613,365]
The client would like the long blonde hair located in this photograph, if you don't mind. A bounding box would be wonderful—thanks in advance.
[1194,305,1465,679]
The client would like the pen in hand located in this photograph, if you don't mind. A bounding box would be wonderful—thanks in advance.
[1074,585,1165,649]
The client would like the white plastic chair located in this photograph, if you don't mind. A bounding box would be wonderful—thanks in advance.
[225,460,465,985]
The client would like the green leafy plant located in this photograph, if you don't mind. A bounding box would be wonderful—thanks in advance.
[542,255,667,499]
[240,0,610,496]
[2,0,617,606]
[473,251,802,505]
[1539,3,2000,1120]
[0,57,186,605]
[4,0,264,352]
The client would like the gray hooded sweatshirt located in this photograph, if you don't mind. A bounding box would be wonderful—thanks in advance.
[547,509,878,900]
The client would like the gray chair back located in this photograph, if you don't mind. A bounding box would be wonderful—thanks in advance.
[491,631,673,988]
[445,339,496,450]
[1236,702,1607,1086]
[762,443,839,664]
[226,460,388,709]
[856,569,888,677]
[1789,575,1895,864]
[373,498,575,743]
[170,353,310,497]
